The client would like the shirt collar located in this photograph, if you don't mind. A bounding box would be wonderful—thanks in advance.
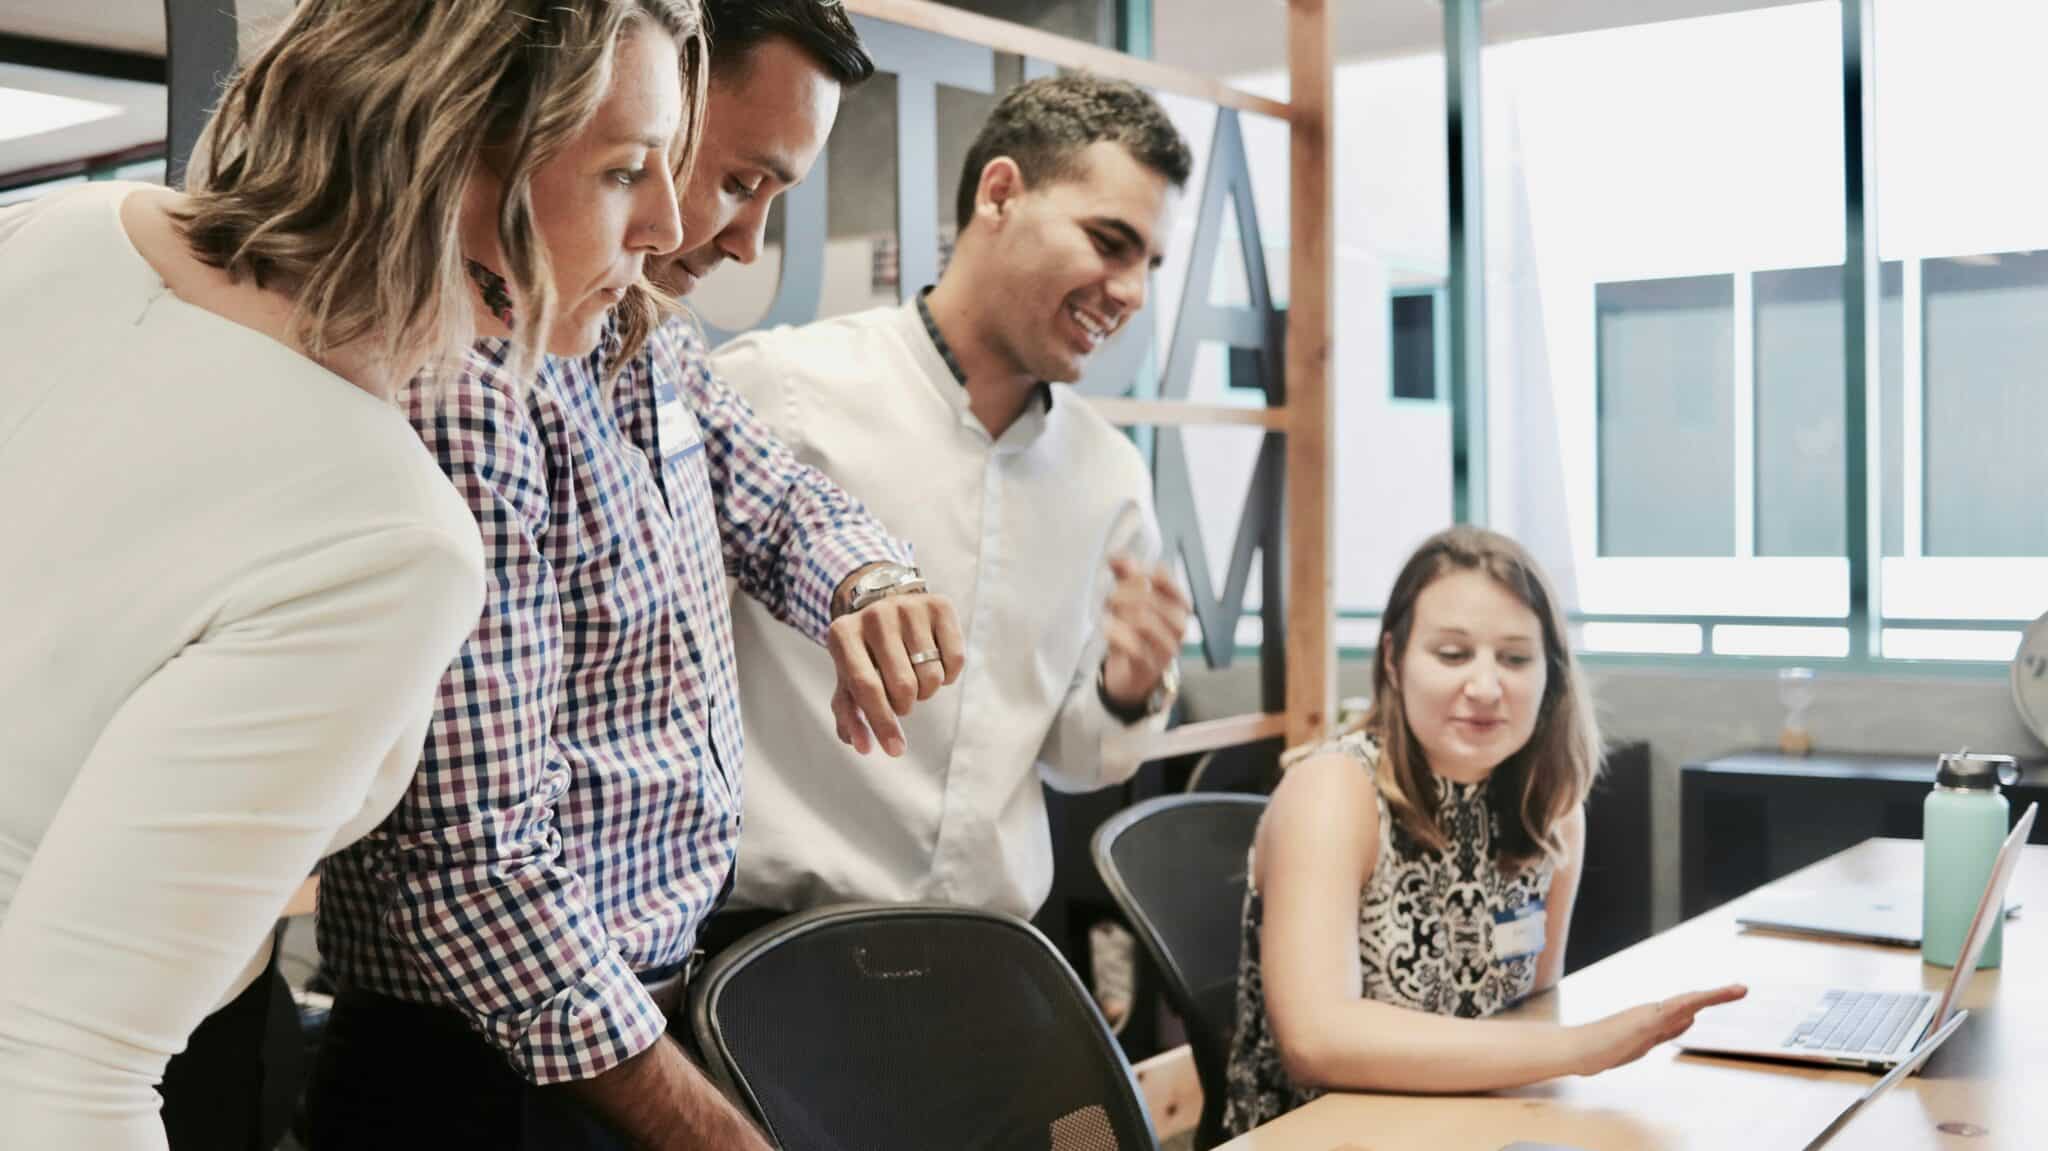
[915,287,1053,413]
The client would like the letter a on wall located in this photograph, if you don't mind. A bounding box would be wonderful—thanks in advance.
[1150,109,1285,668]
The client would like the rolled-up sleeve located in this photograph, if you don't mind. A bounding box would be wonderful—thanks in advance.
[373,368,664,1083]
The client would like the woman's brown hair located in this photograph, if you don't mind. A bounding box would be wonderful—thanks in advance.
[177,0,707,383]
[1362,526,1601,872]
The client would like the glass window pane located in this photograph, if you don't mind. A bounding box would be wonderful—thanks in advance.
[1752,262,1903,557]
[1597,274,1734,557]
[1483,3,1844,608]
[1922,251,2048,556]
[1390,292,1438,401]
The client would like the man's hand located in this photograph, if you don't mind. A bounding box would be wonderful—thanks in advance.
[1101,556,1190,711]
[826,586,965,757]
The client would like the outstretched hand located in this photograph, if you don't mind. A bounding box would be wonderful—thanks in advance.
[1574,984,1749,1074]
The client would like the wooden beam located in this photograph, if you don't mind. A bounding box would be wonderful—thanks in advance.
[844,0,1293,122]
[1084,396,1289,430]
[1132,1044,1202,1141]
[1138,713,1288,761]
[0,32,163,83]
[1284,0,1336,749]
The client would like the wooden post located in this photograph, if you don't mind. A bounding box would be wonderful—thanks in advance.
[1285,0,1334,749]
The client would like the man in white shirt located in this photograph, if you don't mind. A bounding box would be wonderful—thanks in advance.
[708,74,1195,933]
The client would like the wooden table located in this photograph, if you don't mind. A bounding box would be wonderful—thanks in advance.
[1217,838,2046,1150]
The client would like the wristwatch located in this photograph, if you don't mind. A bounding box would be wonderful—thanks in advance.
[838,562,927,616]
[1098,659,1180,724]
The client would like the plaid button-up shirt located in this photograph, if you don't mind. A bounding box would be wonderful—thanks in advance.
[317,316,909,1084]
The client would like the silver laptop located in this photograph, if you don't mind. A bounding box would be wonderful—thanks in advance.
[1800,1008,1968,1149]
[1681,802,2035,1071]
[1737,891,2021,947]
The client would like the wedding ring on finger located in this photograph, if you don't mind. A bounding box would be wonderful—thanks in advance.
[908,649,942,667]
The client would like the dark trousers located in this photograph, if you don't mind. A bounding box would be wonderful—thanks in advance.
[303,989,638,1151]
[161,945,301,1151]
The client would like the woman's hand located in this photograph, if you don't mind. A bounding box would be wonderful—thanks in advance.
[1570,985,1749,1075]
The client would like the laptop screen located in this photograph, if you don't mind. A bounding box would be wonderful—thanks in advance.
[1803,1009,1971,1150]
[1930,802,2037,1030]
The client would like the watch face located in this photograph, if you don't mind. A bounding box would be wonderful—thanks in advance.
[857,565,904,594]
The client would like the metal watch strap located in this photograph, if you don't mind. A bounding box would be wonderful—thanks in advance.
[1098,661,1177,724]
[844,564,926,615]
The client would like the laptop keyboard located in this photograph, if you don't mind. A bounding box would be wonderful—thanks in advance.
[1785,990,1930,1055]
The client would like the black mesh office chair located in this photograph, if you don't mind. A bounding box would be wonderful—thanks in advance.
[1092,793,1267,1150]
[688,903,1157,1151]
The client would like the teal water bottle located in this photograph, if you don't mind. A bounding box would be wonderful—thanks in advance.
[1922,751,2015,968]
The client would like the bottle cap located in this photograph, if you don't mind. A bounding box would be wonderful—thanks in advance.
[1936,751,2019,790]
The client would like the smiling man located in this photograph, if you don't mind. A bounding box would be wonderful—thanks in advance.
[703,75,1196,942]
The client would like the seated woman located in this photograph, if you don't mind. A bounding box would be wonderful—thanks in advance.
[1224,526,1744,1135]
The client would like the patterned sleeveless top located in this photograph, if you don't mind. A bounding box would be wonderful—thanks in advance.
[1221,732,1555,1137]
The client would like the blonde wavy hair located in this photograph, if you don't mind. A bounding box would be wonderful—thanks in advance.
[178,0,708,384]
[1341,527,1602,873]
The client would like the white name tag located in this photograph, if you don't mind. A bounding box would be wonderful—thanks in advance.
[1493,901,1547,963]
[654,381,701,460]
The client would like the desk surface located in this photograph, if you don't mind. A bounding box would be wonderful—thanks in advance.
[1216,838,2046,1151]
[1685,750,2048,787]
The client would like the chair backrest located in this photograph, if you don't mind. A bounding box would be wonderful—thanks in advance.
[1092,793,1267,1150]
[1183,737,1283,796]
[688,903,1158,1151]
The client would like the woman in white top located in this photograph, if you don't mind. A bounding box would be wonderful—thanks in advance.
[1225,527,1748,1137]
[0,2,705,1147]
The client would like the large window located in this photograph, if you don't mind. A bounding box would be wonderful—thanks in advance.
[1869,0,2048,660]
[1482,3,1856,655]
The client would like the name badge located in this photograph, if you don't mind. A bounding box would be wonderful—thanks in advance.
[654,377,701,461]
[1493,901,1547,963]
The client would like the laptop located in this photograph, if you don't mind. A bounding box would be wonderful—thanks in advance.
[1679,802,2035,1071]
[1800,1008,1969,1149]
[1737,891,2021,947]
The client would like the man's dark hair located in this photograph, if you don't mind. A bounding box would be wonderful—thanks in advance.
[954,73,1193,232]
[703,0,874,85]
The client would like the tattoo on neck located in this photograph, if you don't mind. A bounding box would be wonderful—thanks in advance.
[465,258,515,328]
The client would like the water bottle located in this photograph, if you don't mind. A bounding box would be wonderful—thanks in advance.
[1922,751,2015,968]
